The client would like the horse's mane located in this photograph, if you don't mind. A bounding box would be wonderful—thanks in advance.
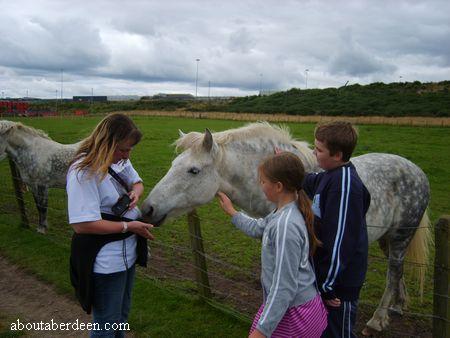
[175,121,310,153]
[0,121,50,139]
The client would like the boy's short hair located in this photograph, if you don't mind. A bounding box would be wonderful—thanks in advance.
[314,121,358,161]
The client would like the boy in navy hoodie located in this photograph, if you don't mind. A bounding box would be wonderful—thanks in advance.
[303,121,370,338]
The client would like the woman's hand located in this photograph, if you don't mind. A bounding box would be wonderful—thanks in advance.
[128,220,155,240]
[217,191,238,217]
[128,182,144,210]
[128,190,139,209]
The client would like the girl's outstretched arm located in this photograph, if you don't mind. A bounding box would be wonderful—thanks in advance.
[217,191,267,239]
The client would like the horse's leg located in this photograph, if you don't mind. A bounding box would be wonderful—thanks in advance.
[365,227,414,333]
[31,185,49,234]
[377,233,408,313]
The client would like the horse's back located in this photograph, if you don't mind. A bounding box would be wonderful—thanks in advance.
[352,153,429,242]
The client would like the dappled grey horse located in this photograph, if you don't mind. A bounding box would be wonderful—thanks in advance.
[141,122,431,334]
[0,120,81,233]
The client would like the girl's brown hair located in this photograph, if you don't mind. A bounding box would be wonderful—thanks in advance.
[73,113,142,178]
[259,152,321,255]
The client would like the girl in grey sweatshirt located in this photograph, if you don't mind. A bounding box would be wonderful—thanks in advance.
[217,152,327,338]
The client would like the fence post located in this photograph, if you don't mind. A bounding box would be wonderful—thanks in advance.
[8,157,29,228]
[187,209,212,300]
[433,216,450,338]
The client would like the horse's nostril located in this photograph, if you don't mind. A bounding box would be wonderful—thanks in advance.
[147,206,154,217]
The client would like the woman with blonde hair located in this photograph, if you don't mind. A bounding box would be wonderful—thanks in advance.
[67,113,154,337]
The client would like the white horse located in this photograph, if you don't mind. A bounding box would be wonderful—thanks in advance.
[0,120,81,233]
[141,122,431,334]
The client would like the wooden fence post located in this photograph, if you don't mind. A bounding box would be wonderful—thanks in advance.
[433,216,450,338]
[8,157,29,228]
[187,209,212,300]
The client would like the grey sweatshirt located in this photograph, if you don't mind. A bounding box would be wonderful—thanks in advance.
[232,201,318,337]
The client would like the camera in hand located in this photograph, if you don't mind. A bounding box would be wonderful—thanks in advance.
[112,194,131,216]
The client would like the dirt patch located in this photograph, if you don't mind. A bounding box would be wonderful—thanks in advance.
[144,246,433,337]
[0,249,432,337]
[0,255,116,337]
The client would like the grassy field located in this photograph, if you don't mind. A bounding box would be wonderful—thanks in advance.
[0,115,449,336]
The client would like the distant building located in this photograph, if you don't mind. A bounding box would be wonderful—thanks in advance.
[73,96,107,102]
[259,90,279,96]
[107,95,141,101]
[152,93,194,100]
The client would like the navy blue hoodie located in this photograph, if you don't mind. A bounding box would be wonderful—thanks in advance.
[303,162,370,301]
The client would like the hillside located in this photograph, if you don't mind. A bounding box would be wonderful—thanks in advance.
[213,81,450,117]
[23,81,450,117]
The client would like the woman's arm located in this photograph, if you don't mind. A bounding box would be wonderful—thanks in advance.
[71,219,154,240]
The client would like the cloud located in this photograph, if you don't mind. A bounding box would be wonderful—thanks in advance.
[0,15,109,73]
[328,29,397,76]
[0,0,449,98]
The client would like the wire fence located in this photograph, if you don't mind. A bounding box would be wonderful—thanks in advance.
[0,161,448,338]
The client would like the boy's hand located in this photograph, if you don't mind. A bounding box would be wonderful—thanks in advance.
[249,329,266,338]
[324,297,341,308]
[274,146,283,155]
[217,192,238,217]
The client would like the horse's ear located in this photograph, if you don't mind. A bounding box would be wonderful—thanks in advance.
[178,129,185,138]
[202,128,214,152]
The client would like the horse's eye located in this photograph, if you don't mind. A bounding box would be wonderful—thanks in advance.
[188,167,200,175]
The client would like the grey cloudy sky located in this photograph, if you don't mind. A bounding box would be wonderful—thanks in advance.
[1,0,449,98]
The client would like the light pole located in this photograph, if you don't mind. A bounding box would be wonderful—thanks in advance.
[195,58,200,98]
[60,69,64,100]
[305,69,309,89]
[259,73,263,95]
[55,90,58,113]
[208,80,211,103]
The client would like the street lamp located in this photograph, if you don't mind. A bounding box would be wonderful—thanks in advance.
[55,90,58,113]
[60,69,64,100]
[195,59,200,98]
[305,69,309,89]
[259,73,263,96]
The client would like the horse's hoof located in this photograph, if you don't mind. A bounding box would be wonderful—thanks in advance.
[366,316,387,333]
[362,326,378,336]
[37,227,47,234]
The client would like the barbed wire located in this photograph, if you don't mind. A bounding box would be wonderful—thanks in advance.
[0,168,447,333]
[1,173,440,232]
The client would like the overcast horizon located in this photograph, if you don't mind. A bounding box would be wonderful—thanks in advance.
[1,0,449,99]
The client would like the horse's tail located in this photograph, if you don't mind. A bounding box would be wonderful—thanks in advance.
[406,209,433,301]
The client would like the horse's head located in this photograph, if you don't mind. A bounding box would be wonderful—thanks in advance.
[0,120,16,161]
[141,129,221,225]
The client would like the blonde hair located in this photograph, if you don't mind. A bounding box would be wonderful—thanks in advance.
[73,113,142,178]
[259,152,321,255]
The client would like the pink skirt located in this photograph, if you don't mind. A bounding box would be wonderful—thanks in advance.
[250,294,327,338]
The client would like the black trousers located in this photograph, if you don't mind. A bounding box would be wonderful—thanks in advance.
[321,300,358,338]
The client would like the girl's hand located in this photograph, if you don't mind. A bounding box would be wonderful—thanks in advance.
[127,220,155,240]
[128,190,139,210]
[216,192,238,217]
[249,329,266,338]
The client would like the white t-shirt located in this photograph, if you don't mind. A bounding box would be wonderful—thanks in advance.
[67,159,143,274]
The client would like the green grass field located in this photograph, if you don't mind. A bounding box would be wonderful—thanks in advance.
[0,115,449,336]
